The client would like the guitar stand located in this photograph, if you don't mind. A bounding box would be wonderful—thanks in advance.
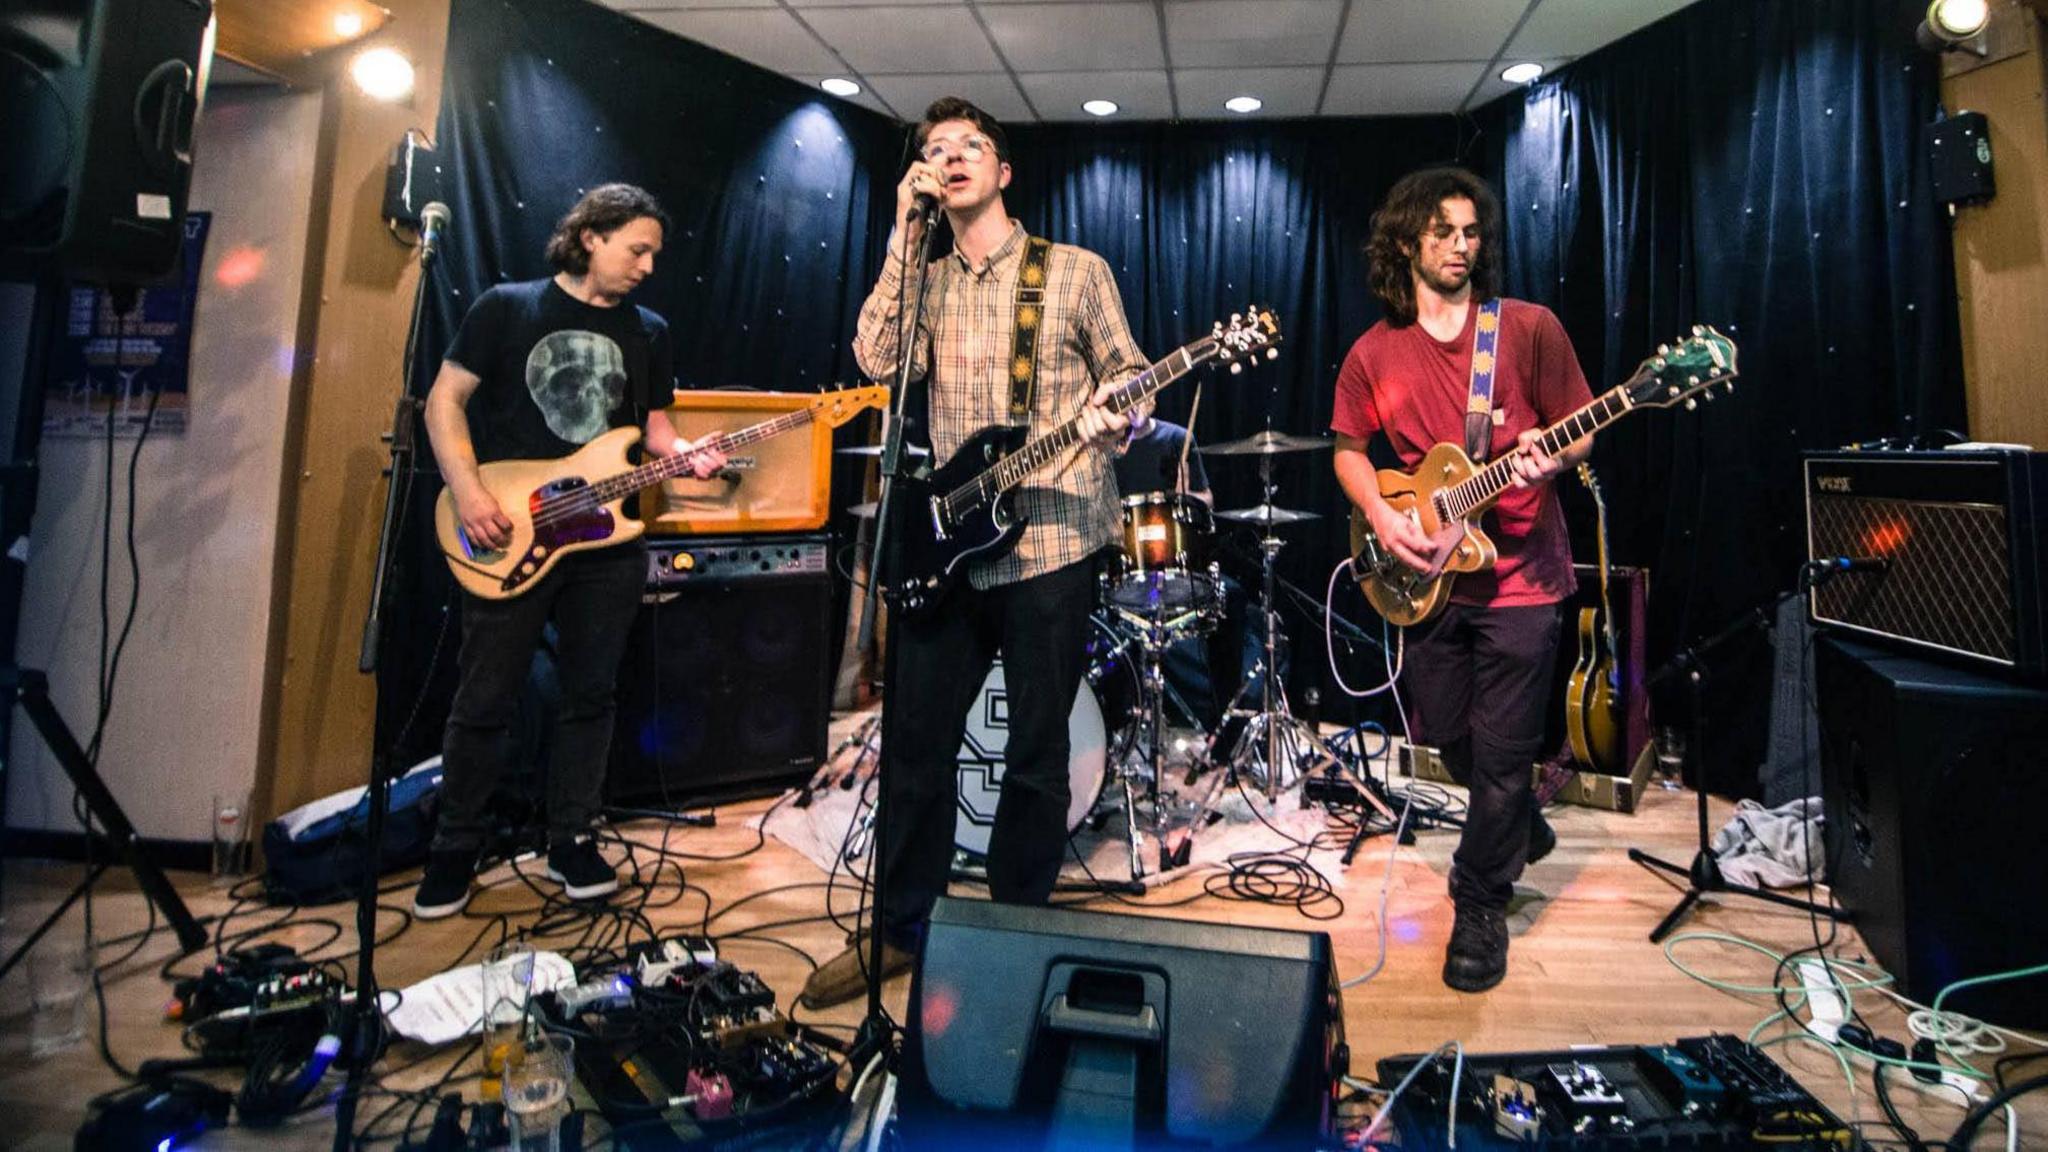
[0,668,209,985]
[1626,590,1848,943]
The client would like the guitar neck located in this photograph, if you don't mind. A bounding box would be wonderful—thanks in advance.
[962,341,1212,501]
[1439,384,1635,523]
[582,408,818,504]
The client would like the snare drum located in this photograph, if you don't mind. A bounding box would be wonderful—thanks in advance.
[1105,491,1217,614]
[954,660,1108,857]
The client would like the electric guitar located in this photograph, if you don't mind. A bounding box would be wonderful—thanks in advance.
[1564,463,1625,774]
[1349,326,1736,626]
[889,308,1282,620]
[436,385,889,600]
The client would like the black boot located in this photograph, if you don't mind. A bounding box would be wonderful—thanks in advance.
[1442,903,1509,993]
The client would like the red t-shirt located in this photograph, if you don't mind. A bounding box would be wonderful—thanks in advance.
[1331,298,1593,608]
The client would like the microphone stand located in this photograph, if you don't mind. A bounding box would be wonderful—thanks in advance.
[331,238,438,1152]
[849,200,942,1073]
[1626,563,1855,942]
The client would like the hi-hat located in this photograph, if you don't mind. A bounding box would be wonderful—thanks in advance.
[1215,503,1321,526]
[837,443,928,458]
[1199,430,1332,456]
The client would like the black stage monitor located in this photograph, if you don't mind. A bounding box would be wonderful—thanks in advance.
[899,897,1345,1151]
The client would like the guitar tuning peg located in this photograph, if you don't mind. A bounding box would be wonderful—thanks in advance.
[1231,312,1242,324]
[1266,348,1278,361]
[1684,398,1698,411]
[1692,324,1704,336]
[1701,388,1715,401]
[1724,381,1736,393]
[1688,375,1700,386]
[1658,344,1670,355]
[1229,362,1244,375]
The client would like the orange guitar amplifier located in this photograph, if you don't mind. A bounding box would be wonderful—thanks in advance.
[644,390,835,535]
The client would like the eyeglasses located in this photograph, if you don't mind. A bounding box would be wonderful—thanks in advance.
[920,134,994,163]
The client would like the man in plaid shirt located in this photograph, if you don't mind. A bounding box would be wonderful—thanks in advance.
[801,97,1149,1009]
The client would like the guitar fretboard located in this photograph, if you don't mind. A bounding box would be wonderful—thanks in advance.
[581,408,818,505]
[943,340,1215,512]
[1438,387,1634,523]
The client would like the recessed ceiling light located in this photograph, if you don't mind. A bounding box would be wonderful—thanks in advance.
[1929,0,1990,38]
[1500,61,1545,84]
[333,11,364,38]
[350,47,414,102]
[820,77,861,97]
[1224,95,1262,114]
[1082,99,1119,117]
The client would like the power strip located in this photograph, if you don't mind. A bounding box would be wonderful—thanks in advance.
[1795,959,1982,1102]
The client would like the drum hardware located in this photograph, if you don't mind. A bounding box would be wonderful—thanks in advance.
[1214,502,1321,527]
[836,443,929,458]
[1196,429,1333,456]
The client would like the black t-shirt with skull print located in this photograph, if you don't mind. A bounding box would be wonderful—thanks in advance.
[444,277,672,464]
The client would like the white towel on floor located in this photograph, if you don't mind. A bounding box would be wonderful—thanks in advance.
[1710,795,1825,889]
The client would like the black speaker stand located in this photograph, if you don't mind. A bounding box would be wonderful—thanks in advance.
[0,667,208,985]
[1627,585,1848,943]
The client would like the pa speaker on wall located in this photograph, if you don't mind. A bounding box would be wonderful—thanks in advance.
[1816,634,2048,1028]
[0,0,214,283]
[900,897,1345,1150]
[607,537,833,807]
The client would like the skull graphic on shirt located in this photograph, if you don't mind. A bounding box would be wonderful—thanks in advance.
[525,330,625,444]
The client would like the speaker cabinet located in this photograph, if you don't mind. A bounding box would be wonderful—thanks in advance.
[1,0,214,282]
[1816,635,2048,1027]
[607,537,832,807]
[644,390,835,535]
[901,897,1343,1150]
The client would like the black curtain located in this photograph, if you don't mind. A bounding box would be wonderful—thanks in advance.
[378,0,905,769]
[381,0,1961,797]
[1477,0,1961,793]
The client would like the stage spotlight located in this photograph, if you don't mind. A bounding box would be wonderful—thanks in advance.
[1082,99,1118,117]
[351,46,415,102]
[1500,61,1545,85]
[1224,95,1262,114]
[1917,0,1989,51]
[820,77,860,97]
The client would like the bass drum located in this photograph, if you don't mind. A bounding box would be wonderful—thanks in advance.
[954,660,1107,857]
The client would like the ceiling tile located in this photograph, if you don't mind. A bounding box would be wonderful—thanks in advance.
[1336,0,1528,64]
[1167,0,1346,69]
[1172,67,1325,119]
[799,5,1004,73]
[1015,70,1173,121]
[865,73,1035,122]
[1322,61,1484,117]
[981,4,1165,72]
[634,9,844,74]
[1463,57,1571,111]
[1508,0,1700,59]
[603,0,776,9]
[786,0,957,6]
[790,74,898,116]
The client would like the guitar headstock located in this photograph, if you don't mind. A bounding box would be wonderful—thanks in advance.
[1623,325,1738,411]
[812,383,891,428]
[1211,306,1282,374]
[1575,462,1601,497]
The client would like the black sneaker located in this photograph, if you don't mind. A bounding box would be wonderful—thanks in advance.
[1526,805,1557,866]
[1442,903,1510,993]
[544,834,619,901]
[414,850,477,920]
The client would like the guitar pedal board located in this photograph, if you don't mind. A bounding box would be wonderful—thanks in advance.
[1374,1035,1850,1149]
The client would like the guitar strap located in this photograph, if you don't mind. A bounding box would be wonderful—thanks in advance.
[1008,235,1054,428]
[1463,297,1504,462]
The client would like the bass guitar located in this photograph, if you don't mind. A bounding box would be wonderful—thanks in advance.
[1564,463,1625,774]
[436,385,888,600]
[1349,326,1735,626]
[889,309,1281,619]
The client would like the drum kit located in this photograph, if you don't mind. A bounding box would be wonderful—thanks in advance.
[832,426,1363,881]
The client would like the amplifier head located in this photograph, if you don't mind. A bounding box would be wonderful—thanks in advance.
[645,390,835,535]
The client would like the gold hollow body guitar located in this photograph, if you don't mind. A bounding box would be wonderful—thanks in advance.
[435,385,887,600]
[1349,326,1736,627]
[1564,463,1625,775]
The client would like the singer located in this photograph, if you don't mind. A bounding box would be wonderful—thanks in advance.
[799,98,1149,1009]
[412,184,726,919]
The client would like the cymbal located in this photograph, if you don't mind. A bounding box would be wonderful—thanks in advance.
[1215,502,1322,526]
[837,443,928,458]
[1198,430,1332,456]
[848,501,878,518]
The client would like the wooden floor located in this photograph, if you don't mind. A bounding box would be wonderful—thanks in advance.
[3,726,2041,1149]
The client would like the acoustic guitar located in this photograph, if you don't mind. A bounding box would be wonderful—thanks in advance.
[436,385,888,600]
[1564,463,1625,775]
[1349,326,1736,626]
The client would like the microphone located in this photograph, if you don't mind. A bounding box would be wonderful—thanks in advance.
[419,201,450,265]
[1810,555,1890,573]
[906,190,938,222]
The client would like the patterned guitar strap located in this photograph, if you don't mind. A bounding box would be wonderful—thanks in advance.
[1464,297,1505,462]
[1009,236,1053,427]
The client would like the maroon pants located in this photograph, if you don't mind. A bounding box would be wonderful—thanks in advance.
[1400,602,1563,911]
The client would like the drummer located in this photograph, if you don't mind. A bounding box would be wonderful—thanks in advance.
[1112,414,1262,728]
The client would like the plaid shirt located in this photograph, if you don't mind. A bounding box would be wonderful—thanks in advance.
[855,222,1149,589]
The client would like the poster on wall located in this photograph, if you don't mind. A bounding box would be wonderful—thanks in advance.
[41,211,211,438]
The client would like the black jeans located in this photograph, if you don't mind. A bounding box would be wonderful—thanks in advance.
[435,544,647,853]
[1400,602,1562,911]
[879,558,1097,945]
